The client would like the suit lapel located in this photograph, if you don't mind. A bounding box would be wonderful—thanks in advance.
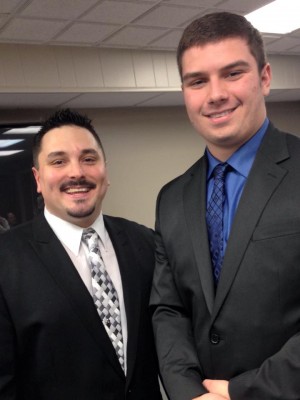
[30,215,124,378]
[183,157,215,314]
[104,217,141,386]
[213,126,289,320]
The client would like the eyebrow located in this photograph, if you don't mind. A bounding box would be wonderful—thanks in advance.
[182,60,251,82]
[46,149,100,159]
[47,151,66,159]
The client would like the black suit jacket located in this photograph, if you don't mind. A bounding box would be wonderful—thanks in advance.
[151,123,300,400]
[0,214,162,400]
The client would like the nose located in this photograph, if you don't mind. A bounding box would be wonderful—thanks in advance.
[207,78,228,104]
[68,160,84,178]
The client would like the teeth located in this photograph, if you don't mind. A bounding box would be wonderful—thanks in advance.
[209,110,232,118]
[66,188,89,193]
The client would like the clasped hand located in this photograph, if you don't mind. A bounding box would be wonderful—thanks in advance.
[192,379,230,400]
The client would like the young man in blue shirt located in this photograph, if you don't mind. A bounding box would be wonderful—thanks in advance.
[151,12,300,400]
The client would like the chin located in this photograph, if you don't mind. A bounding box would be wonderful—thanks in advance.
[67,206,96,219]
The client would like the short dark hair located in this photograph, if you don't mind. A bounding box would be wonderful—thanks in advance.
[32,109,105,167]
[177,12,267,81]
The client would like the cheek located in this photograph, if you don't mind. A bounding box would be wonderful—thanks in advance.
[184,92,196,110]
[185,92,206,117]
[241,77,260,97]
[251,83,259,95]
[39,173,61,193]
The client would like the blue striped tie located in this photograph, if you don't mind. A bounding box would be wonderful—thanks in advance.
[206,163,228,284]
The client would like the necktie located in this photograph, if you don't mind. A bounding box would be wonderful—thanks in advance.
[206,163,229,284]
[82,228,124,370]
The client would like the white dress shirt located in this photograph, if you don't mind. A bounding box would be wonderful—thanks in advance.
[44,208,128,373]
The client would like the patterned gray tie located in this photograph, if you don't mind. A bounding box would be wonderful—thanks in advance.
[82,228,124,370]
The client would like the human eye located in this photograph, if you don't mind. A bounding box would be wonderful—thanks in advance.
[227,70,244,80]
[81,149,101,164]
[183,73,207,89]
[189,77,206,88]
[50,159,66,167]
[193,79,206,87]
[82,155,98,164]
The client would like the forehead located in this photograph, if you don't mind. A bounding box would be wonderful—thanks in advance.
[182,37,253,71]
[40,125,101,153]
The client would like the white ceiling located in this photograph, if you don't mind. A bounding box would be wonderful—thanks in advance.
[0,0,300,108]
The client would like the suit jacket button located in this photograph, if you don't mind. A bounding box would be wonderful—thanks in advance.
[210,333,220,344]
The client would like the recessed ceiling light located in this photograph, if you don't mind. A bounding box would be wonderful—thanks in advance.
[245,0,300,34]
[3,126,41,135]
[0,139,25,149]
[0,150,24,156]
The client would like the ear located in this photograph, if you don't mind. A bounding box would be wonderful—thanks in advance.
[32,167,42,193]
[261,63,272,96]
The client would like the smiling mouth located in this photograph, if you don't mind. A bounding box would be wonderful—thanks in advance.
[207,108,236,119]
[65,187,91,194]
[60,179,96,194]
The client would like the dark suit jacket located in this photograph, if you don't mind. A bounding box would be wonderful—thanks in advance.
[150,123,300,400]
[0,214,162,400]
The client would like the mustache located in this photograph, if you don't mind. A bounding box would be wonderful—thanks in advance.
[60,179,96,192]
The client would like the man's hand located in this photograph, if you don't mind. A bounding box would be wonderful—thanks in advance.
[202,379,230,399]
[192,394,228,400]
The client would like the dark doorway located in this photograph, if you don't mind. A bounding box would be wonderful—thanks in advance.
[0,124,41,226]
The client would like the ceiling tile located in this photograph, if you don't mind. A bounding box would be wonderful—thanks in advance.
[286,45,300,54]
[215,0,274,14]
[162,0,218,6]
[262,34,282,46]
[81,1,153,24]
[266,37,300,52]
[0,92,79,108]
[149,29,182,50]
[133,5,203,28]
[20,0,99,19]
[0,18,67,42]
[0,0,25,13]
[54,22,119,44]
[0,15,7,26]
[105,0,159,2]
[104,26,168,47]
[290,28,300,38]
[64,92,161,108]
[137,91,183,107]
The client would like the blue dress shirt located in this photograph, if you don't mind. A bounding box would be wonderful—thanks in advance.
[206,118,269,251]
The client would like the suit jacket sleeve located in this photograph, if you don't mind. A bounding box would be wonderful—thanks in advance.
[150,189,206,400]
[0,235,17,399]
[229,333,300,399]
[228,130,300,399]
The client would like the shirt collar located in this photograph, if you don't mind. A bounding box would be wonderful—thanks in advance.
[206,118,269,179]
[44,208,106,256]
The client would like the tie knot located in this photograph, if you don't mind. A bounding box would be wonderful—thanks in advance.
[82,228,98,249]
[213,163,229,181]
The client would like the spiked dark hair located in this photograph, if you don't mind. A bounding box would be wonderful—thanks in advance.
[32,109,105,167]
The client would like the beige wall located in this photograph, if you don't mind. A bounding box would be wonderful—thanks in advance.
[266,102,300,135]
[89,107,203,228]
[1,102,300,228]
